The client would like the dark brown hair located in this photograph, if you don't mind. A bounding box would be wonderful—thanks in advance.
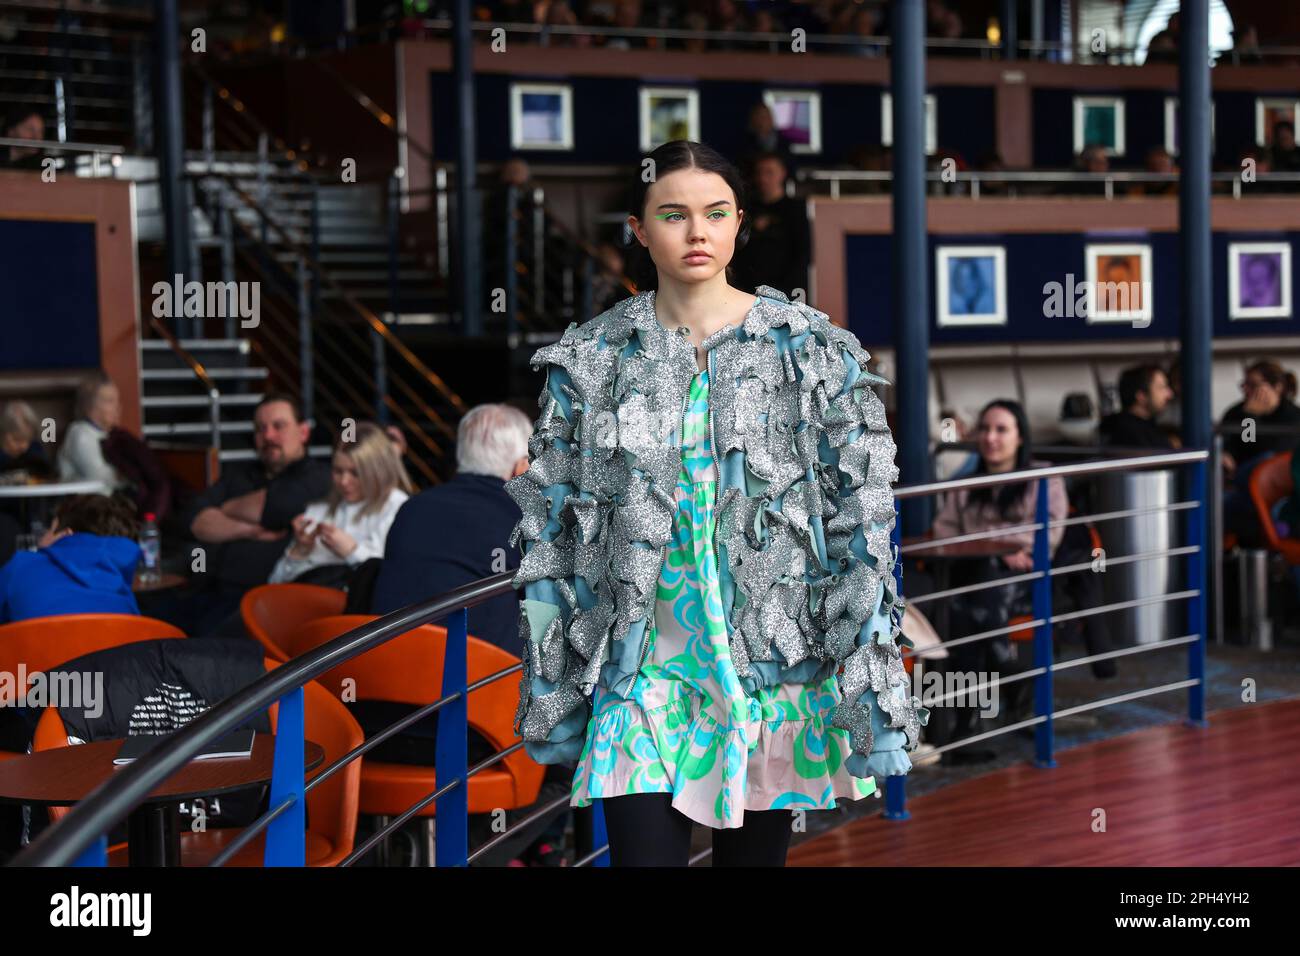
[53,494,140,539]
[1246,360,1298,402]
[624,140,751,292]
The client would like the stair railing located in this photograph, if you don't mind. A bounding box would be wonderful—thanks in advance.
[145,313,222,454]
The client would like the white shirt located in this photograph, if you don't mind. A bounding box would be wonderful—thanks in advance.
[268,487,409,584]
[57,419,122,492]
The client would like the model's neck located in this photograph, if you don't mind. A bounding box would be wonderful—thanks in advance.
[653,279,743,338]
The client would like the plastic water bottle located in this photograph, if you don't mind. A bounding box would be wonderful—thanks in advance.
[138,513,161,586]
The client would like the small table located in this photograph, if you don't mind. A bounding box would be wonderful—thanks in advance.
[132,571,187,593]
[0,734,324,867]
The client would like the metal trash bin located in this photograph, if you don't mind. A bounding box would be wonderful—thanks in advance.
[1097,469,1176,646]
[1236,548,1274,651]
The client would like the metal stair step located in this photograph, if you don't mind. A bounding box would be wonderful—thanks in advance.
[142,393,262,408]
[142,367,268,381]
[143,421,255,436]
[141,338,250,352]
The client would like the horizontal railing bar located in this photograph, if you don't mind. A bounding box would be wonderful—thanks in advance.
[1050,634,1200,674]
[1049,589,1197,625]
[1051,680,1201,719]
[905,569,1046,606]
[902,618,1048,658]
[340,778,460,867]
[1055,500,1199,528]
[1048,545,1199,577]
[922,666,1048,707]
[465,792,571,865]
[895,451,1207,500]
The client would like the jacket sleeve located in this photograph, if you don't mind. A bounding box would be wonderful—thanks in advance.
[810,323,929,781]
[503,361,591,765]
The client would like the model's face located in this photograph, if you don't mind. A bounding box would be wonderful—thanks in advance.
[331,450,363,502]
[978,406,1021,469]
[628,169,743,289]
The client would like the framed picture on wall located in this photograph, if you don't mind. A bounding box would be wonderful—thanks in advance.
[1255,98,1300,147]
[881,92,937,155]
[1084,243,1152,325]
[936,246,1007,327]
[639,87,700,152]
[1073,96,1126,157]
[762,89,821,154]
[509,83,574,150]
[1229,242,1292,320]
[1163,97,1216,156]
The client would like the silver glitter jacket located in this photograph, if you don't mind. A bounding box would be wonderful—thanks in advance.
[506,285,930,780]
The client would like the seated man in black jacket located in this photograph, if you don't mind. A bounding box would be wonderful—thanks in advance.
[1100,365,1176,449]
[151,393,331,637]
[371,402,526,653]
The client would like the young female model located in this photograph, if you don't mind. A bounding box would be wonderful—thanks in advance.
[507,140,928,866]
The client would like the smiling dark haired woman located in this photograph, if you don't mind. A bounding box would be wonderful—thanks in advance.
[506,140,927,866]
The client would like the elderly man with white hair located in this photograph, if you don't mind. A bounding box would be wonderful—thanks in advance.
[370,401,530,651]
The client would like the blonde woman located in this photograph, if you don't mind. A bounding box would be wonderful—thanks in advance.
[270,422,412,584]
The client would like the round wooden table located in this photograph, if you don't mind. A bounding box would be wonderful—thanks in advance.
[132,571,187,593]
[0,734,324,867]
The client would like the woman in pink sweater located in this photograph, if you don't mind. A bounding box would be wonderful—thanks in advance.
[929,400,1068,761]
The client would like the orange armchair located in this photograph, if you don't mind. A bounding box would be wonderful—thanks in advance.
[284,615,546,822]
[240,583,347,661]
[1248,451,1300,564]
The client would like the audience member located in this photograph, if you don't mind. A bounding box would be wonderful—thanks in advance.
[1220,361,1300,546]
[927,400,1073,761]
[1270,121,1300,173]
[58,372,127,492]
[738,103,797,184]
[2,105,45,167]
[729,151,811,298]
[269,422,412,586]
[1100,365,1176,448]
[0,494,141,624]
[1127,146,1178,197]
[0,400,53,478]
[371,402,527,656]
[171,393,331,636]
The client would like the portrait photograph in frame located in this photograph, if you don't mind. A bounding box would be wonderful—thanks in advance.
[936,245,1007,327]
[639,87,700,152]
[763,89,822,154]
[1084,242,1152,325]
[509,82,574,150]
[1073,95,1126,157]
[1229,242,1292,320]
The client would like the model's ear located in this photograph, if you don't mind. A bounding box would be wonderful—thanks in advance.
[626,215,646,247]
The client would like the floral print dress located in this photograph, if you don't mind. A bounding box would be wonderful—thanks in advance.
[569,367,878,829]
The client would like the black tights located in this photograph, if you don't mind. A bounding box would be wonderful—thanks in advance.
[599,793,794,867]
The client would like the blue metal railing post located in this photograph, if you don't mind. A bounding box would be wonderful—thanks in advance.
[1031,477,1056,768]
[435,608,469,866]
[264,686,306,866]
[884,509,909,819]
[72,836,107,867]
[1186,458,1208,726]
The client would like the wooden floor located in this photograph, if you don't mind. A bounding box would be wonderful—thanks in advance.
[792,698,1300,866]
